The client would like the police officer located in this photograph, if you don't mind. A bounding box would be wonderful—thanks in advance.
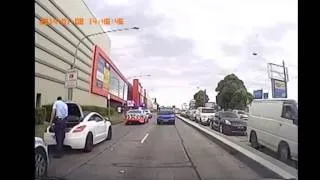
[50,96,68,158]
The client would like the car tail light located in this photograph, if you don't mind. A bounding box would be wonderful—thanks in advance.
[73,125,86,133]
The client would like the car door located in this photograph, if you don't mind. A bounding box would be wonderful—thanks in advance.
[87,114,100,141]
[94,114,107,142]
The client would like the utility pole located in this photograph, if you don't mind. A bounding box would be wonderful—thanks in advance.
[283,60,288,98]
[203,89,206,106]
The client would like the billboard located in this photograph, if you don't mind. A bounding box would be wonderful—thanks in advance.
[253,90,263,99]
[91,45,128,102]
[91,52,110,97]
[272,79,287,98]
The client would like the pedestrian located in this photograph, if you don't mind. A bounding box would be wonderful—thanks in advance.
[49,96,68,158]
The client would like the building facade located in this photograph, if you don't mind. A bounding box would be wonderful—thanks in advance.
[132,79,146,108]
[91,45,131,108]
[35,0,113,107]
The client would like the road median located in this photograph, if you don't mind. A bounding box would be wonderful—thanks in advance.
[176,115,297,180]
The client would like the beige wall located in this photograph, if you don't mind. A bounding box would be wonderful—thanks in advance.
[35,0,111,107]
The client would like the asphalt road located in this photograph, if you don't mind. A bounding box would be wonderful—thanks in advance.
[47,117,280,180]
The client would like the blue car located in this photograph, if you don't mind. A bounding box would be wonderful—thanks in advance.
[157,108,175,125]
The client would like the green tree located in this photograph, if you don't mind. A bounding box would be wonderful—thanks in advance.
[193,90,209,108]
[215,74,252,110]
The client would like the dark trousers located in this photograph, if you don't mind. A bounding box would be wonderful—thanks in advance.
[54,118,66,156]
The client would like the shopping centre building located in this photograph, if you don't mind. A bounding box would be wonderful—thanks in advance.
[35,0,150,108]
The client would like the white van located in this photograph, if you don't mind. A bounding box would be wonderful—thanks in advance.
[247,99,298,162]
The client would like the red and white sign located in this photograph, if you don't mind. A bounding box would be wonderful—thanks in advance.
[65,68,78,88]
[127,100,134,107]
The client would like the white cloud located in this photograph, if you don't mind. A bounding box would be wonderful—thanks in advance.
[85,0,298,106]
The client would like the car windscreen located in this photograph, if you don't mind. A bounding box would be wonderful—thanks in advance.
[220,112,238,118]
[159,109,174,115]
[201,109,215,113]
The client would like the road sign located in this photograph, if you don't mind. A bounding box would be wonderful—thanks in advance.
[127,100,134,107]
[65,68,78,88]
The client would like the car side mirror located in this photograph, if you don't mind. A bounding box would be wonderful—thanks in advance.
[105,117,109,121]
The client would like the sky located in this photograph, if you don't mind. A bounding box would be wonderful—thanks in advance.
[84,0,298,107]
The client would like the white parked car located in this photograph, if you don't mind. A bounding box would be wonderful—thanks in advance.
[35,137,49,179]
[44,102,112,152]
[247,99,298,162]
[195,107,215,125]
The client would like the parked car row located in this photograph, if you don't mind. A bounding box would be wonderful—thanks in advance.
[181,99,298,164]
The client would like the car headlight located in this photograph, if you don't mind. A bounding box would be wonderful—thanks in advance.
[225,120,231,125]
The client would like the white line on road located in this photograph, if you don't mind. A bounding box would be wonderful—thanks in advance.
[141,133,149,143]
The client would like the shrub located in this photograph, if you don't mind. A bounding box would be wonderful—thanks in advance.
[82,105,117,117]
[42,105,53,122]
[42,104,119,122]
[35,107,47,125]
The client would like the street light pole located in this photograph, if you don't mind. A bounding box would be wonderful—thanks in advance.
[252,52,288,98]
[67,26,140,101]
[203,89,206,106]
[283,60,288,98]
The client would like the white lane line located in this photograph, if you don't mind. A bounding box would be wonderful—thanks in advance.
[140,133,149,143]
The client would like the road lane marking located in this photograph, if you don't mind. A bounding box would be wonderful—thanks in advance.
[140,133,149,143]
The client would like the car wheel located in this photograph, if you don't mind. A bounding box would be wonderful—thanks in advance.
[106,127,112,140]
[250,131,259,149]
[83,132,94,153]
[172,121,175,125]
[278,142,290,163]
[157,121,160,125]
[35,148,48,179]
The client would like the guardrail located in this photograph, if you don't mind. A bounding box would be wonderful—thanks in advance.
[176,115,298,180]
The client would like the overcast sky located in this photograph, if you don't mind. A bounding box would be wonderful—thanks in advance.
[84,0,298,107]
